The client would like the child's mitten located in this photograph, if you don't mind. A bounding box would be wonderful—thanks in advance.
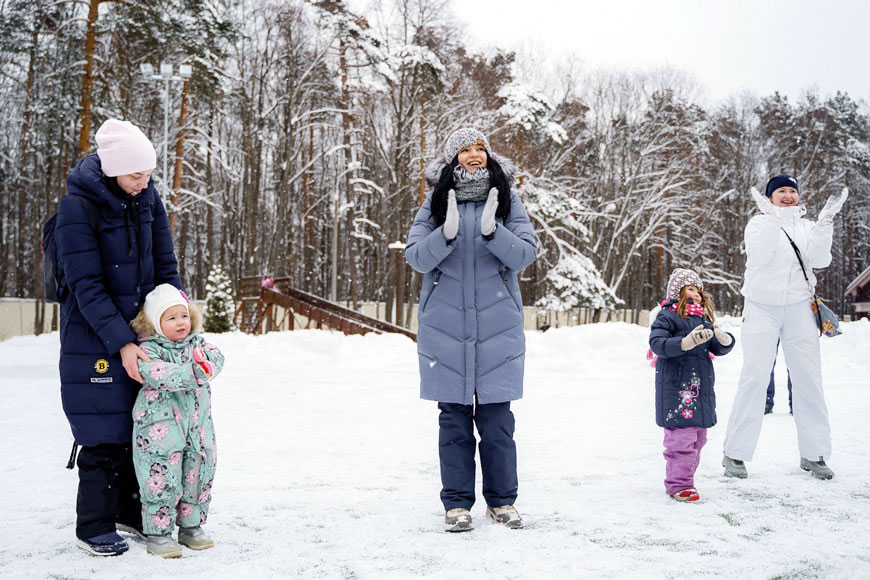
[680,325,714,351]
[712,324,733,346]
[192,347,215,378]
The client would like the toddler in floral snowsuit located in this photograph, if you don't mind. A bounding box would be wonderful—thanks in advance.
[130,284,224,558]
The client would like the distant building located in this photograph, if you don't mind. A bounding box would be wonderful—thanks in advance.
[845,266,870,320]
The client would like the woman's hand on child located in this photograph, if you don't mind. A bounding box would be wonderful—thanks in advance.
[712,324,733,346]
[680,325,714,351]
[443,189,459,241]
[192,347,215,378]
[481,188,499,237]
[121,342,151,383]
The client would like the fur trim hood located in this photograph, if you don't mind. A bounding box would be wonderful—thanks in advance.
[131,302,203,339]
[424,151,518,189]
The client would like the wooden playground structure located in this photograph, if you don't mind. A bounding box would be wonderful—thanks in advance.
[233,276,416,341]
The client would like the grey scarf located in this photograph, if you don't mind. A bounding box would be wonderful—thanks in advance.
[453,166,491,202]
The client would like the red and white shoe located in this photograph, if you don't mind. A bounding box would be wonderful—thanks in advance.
[670,488,700,502]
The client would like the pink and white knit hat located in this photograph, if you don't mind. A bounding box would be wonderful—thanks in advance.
[666,268,703,301]
[96,119,157,177]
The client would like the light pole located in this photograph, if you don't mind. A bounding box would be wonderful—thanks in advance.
[139,62,192,201]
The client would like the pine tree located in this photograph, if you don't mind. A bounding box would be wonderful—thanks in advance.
[203,264,234,333]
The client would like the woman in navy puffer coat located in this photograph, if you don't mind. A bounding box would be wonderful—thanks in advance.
[405,128,536,531]
[55,119,181,555]
[649,268,734,502]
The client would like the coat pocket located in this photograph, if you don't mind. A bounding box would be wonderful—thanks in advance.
[421,270,442,313]
[499,269,522,312]
[495,352,525,395]
[418,352,439,398]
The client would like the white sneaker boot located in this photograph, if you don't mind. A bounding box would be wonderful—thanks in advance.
[486,505,524,529]
[444,508,473,533]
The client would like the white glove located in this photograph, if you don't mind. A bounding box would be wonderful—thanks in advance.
[712,324,733,347]
[680,325,714,351]
[443,189,459,241]
[750,187,779,217]
[817,187,849,225]
[481,188,499,237]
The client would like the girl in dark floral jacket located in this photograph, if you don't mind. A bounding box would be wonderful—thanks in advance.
[649,268,735,502]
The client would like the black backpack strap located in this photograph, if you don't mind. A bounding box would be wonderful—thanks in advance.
[781,227,823,336]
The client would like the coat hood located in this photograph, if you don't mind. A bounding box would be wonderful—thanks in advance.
[424,151,518,189]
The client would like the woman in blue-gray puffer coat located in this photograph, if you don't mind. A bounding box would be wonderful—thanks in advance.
[56,119,181,556]
[405,128,537,532]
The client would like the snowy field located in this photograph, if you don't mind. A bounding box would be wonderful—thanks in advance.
[1,318,869,580]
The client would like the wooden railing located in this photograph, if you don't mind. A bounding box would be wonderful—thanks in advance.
[234,276,416,341]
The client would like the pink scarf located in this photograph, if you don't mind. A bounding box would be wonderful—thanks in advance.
[664,300,706,317]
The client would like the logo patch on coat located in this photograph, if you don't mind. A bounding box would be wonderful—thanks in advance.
[94,359,109,374]
[90,377,113,383]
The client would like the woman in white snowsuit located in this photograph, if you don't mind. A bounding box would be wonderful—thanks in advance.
[722,174,848,480]
[131,284,224,557]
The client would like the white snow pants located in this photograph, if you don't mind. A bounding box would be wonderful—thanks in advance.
[723,299,831,462]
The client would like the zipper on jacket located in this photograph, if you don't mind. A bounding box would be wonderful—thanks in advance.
[421,270,442,313]
[499,267,522,312]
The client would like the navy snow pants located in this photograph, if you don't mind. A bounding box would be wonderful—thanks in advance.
[75,443,142,539]
[438,400,518,511]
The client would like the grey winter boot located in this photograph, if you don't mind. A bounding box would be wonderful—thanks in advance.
[444,508,473,533]
[486,505,524,529]
[722,455,748,478]
[146,534,183,558]
[800,457,834,480]
[177,526,215,550]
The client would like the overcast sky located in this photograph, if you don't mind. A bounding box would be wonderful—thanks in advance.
[448,0,870,104]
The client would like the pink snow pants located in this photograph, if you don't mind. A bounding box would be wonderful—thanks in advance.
[663,427,707,495]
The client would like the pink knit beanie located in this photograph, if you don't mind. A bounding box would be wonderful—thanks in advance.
[95,119,157,177]
[666,268,703,301]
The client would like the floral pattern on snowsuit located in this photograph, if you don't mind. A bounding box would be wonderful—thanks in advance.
[132,333,223,535]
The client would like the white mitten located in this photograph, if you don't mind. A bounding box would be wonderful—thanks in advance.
[750,187,779,217]
[443,189,459,241]
[680,325,714,351]
[817,187,849,225]
[481,188,499,236]
[712,324,733,347]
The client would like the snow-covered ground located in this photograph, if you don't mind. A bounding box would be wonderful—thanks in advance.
[1,319,869,579]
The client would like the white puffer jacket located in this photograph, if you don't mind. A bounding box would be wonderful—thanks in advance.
[741,206,832,305]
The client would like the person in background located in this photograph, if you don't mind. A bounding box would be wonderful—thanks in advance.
[765,340,792,415]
